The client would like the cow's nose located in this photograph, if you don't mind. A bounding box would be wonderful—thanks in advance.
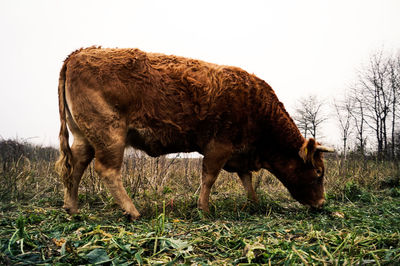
[312,198,325,209]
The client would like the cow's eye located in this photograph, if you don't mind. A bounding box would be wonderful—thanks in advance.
[315,168,323,177]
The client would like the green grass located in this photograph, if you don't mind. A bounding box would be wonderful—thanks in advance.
[0,140,399,264]
[1,190,399,265]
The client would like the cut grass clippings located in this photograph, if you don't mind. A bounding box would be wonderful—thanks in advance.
[1,191,399,265]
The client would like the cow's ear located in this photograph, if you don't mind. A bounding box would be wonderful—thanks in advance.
[299,138,317,164]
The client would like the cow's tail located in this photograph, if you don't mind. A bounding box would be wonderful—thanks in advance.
[55,62,73,188]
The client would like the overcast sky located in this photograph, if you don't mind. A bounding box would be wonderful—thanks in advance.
[1,0,400,147]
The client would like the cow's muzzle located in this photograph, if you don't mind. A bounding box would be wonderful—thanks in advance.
[310,198,325,209]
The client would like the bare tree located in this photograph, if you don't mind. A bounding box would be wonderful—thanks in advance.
[333,95,353,159]
[387,55,400,159]
[292,50,400,160]
[358,51,400,158]
[293,104,309,138]
[294,94,327,140]
[349,85,367,155]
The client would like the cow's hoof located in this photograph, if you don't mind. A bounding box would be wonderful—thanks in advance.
[196,208,213,220]
[197,201,210,214]
[198,205,211,214]
[63,206,78,215]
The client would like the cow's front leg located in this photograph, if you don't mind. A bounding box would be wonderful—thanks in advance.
[238,172,259,203]
[198,140,233,213]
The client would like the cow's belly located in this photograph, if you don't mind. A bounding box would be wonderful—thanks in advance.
[126,128,197,157]
[223,149,262,173]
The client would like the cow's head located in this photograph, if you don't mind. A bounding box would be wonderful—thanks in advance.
[264,138,334,209]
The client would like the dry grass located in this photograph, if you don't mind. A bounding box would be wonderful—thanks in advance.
[0,140,399,264]
[0,140,399,216]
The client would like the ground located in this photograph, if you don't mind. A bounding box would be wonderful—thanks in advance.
[0,141,399,264]
[1,189,399,265]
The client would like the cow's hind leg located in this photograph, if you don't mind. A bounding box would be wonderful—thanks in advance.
[238,172,259,203]
[94,141,140,220]
[63,137,94,214]
[198,140,233,213]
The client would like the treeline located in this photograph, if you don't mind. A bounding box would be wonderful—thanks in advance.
[0,139,58,171]
[294,50,400,160]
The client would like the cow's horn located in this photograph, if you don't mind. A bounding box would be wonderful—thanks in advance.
[316,145,335,152]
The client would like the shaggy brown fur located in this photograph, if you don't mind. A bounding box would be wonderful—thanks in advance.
[56,47,331,219]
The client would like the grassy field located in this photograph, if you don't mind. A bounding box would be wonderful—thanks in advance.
[0,140,399,265]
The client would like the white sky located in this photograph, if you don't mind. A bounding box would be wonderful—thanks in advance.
[0,0,399,147]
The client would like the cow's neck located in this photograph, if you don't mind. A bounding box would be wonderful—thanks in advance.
[257,87,305,154]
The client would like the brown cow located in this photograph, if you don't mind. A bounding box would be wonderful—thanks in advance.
[56,47,333,220]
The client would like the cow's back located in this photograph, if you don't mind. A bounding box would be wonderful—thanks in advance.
[64,47,276,155]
